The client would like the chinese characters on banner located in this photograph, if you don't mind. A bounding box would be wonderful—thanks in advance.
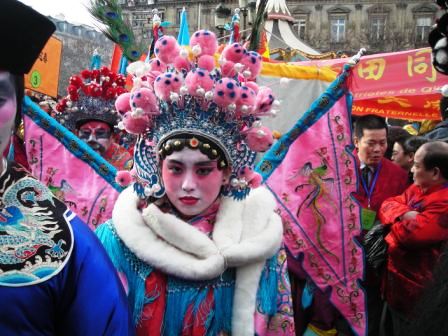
[298,48,446,121]
[24,36,62,98]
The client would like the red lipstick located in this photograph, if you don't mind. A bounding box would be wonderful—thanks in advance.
[179,196,199,205]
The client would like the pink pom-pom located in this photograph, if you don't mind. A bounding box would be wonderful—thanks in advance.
[213,78,240,108]
[241,51,262,81]
[146,70,161,89]
[237,166,262,188]
[173,56,192,72]
[244,125,274,152]
[245,81,259,93]
[220,61,236,78]
[115,170,134,187]
[122,112,151,135]
[197,55,215,72]
[130,88,159,115]
[154,36,180,64]
[236,85,257,114]
[148,58,167,72]
[115,92,131,114]
[254,87,275,114]
[185,69,214,96]
[154,72,183,100]
[248,172,262,188]
[222,43,246,63]
[189,30,218,56]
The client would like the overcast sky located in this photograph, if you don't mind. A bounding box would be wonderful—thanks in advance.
[19,0,99,27]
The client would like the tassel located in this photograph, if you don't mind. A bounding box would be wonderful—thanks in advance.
[208,277,234,334]
[96,221,154,326]
[163,270,235,335]
[256,255,279,316]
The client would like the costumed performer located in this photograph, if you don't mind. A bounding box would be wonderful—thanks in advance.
[0,1,133,334]
[54,67,133,170]
[96,30,295,335]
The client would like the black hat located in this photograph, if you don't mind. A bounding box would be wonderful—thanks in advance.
[0,0,55,75]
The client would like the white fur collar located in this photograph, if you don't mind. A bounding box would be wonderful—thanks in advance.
[112,185,283,335]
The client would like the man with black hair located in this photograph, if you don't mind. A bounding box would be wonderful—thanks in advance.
[0,1,133,334]
[353,115,409,215]
[392,136,428,183]
[352,114,408,335]
[425,96,448,142]
[379,141,448,334]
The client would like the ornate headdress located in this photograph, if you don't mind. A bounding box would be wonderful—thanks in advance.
[54,67,128,132]
[117,30,280,200]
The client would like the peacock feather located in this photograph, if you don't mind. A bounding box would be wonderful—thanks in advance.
[248,0,268,52]
[88,0,145,61]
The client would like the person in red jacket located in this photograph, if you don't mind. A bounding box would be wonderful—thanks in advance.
[352,115,409,336]
[353,115,409,216]
[379,141,448,335]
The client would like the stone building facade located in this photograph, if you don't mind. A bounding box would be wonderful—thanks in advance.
[118,0,440,55]
[48,15,114,96]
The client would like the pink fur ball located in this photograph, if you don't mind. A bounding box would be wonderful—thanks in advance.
[115,92,131,114]
[154,72,183,100]
[220,61,236,78]
[236,85,256,114]
[148,58,167,72]
[154,36,180,64]
[245,126,274,152]
[173,56,192,73]
[189,30,218,56]
[245,81,259,94]
[130,88,159,115]
[241,51,262,81]
[222,43,246,63]
[185,69,214,96]
[115,170,133,187]
[213,78,240,108]
[255,87,275,114]
[197,55,215,72]
[237,166,263,188]
[122,112,151,135]
[146,70,161,89]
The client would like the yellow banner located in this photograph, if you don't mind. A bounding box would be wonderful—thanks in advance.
[25,36,62,98]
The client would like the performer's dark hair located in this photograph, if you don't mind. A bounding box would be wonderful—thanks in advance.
[421,141,448,179]
[354,114,388,139]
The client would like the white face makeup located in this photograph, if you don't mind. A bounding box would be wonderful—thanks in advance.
[0,71,17,157]
[161,148,227,218]
[77,120,113,154]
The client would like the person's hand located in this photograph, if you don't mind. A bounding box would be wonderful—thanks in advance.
[402,211,419,220]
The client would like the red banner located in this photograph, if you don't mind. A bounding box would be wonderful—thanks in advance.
[298,48,447,121]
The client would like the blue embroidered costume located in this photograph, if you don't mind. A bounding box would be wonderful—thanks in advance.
[0,162,134,335]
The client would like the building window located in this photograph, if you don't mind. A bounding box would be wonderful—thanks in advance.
[177,9,183,25]
[296,17,307,40]
[415,16,432,43]
[330,17,346,43]
[370,16,386,41]
[57,22,67,32]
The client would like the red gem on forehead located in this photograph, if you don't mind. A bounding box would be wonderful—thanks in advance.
[189,138,199,148]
